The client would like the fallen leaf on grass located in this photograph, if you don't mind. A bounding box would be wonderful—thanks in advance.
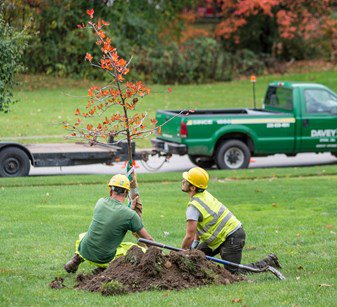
[326,224,334,229]
[319,284,333,287]
[272,203,277,207]
[163,290,171,297]
[245,245,257,251]
[231,298,242,303]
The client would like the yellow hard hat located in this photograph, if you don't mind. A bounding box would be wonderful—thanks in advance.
[183,167,209,189]
[108,174,130,191]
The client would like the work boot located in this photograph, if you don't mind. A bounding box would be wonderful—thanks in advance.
[266,253,282,269]
[64,253,84,273]
[251,253,282,269]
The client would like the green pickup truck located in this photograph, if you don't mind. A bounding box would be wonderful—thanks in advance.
[151,82,337,169]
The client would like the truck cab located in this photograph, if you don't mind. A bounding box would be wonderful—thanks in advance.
[265,82,337,153]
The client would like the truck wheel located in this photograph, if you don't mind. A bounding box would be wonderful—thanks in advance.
[188,155,215,169]
[216,140,251,169]
[0,147,30,177]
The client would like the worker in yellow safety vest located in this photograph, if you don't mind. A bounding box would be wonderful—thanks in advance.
[181,167,281,274]
[64,174,153,274]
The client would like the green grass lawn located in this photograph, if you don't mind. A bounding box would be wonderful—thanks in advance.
[0,166,336,306]
[1,69,337,146]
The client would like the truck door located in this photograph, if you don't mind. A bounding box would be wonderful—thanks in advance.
[299,88,337,152]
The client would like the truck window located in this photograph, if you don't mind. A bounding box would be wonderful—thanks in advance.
[304,89,337,114]
[264,87,293,111]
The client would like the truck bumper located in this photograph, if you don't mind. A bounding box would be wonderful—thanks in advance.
[151,138,187,155]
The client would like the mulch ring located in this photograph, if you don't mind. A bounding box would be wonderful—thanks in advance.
[73,246,245,296]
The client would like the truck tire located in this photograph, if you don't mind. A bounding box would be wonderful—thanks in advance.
[0,147,30,177]
[188,155,215,169]
[215,140,251,169]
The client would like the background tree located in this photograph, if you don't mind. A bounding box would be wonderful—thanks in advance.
[211,0,337,60]
[0,4,30,112]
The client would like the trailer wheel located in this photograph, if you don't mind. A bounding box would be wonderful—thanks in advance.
[0,147,30,177]
[188,155,215,169]
[215,140,251,169]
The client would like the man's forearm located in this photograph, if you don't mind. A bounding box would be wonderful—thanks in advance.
[137,227,153,241]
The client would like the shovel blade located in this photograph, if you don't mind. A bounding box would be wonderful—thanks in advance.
[267,266,286,280]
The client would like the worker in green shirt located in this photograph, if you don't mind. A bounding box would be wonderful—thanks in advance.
[64,174,153,273]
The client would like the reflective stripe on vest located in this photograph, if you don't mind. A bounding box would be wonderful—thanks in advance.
[192,197,226,236]
[204,211,233,245]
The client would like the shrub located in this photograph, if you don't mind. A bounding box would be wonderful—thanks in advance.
[0,12,29,112]
[136,37,265,84]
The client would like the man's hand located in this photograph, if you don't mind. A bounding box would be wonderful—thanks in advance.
[130,195,143,218]
[181,220,198,249]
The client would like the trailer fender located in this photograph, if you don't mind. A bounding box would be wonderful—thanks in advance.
[0,143,34,164]
[0,143,35,177]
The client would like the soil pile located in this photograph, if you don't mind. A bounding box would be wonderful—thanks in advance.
[75,246,244,295]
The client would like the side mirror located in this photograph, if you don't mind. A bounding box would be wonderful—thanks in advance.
[330,106,337,115]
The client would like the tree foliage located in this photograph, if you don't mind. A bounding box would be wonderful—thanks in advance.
[2,0,336,85]
[0,6,30,112]
[211,0,337,60]
[3,0,198,78]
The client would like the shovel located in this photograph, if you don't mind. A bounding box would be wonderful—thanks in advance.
[138,238,285,281]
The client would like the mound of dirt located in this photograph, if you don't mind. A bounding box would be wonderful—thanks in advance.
[75,246,244,295]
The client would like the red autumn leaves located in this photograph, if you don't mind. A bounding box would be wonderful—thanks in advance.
[214,0,337,42]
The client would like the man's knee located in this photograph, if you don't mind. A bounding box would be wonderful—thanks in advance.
[197,242,213,256]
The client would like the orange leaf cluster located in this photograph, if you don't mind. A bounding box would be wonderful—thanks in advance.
[86,9,94,19]
[85,52,93,62]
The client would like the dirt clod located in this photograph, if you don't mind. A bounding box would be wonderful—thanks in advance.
[75,245,244,295]
[49,277,66,289]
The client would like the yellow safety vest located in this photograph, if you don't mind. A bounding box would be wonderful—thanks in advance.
[188,191,241,250]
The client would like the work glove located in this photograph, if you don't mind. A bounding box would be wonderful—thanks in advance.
[130,195,143,218]
[190,240,200,249]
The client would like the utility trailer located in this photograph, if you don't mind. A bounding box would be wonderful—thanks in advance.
[0,141,150,177]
